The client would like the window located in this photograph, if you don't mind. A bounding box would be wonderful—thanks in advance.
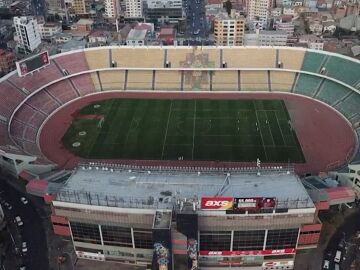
[233,230,265,251]
[133,228,153,249]
[200,231,231,251]
[265,228,299,249]
[70,221,101,244]
[101,225,132,247]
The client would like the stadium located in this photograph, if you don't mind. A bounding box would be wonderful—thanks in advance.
[1,46,360,269]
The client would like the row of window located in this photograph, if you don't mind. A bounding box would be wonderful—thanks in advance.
[199,228,299,251]
[70,222,153,249]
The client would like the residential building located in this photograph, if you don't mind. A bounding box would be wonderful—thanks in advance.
[72,18,94,32]
[13,16,41,54]
[244,29,287,46]
[126,29,147,45]
[71,0,86,14]
[52,33,73,43]
[271,7,282,17]
[274,16,294,37]
[38,23,62,39]
[104,0,120,18]
[213,10,245,46]
[125,0,143,18]
[88,30,111,45]
[299,34,323,50]
[145,0,183,24]
[246,0,273,29]
[308,18,322,35]
[59,37,86,52]
[0,49,15,74]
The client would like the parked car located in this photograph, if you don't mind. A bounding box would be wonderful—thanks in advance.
[15,216,23,227]
[4,202,12,210]
[21,242,27,254]
[20,197,28,205]
[323,260,329,269]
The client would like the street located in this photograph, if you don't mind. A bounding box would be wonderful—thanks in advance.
[0,176,49,270]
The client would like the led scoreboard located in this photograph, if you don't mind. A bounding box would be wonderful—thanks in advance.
[16,51,50,77]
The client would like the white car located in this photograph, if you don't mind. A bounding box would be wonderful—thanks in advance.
[22,242,27,254]
[323,260,329,269]
[15,216,23,227]
[20,197,28,205]
[4,202,12,210]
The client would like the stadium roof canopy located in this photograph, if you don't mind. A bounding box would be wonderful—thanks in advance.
[56,166,314,210]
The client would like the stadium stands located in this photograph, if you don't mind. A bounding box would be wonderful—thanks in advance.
[315,80,351,106]
[322,56,359,86]
[70,74,96,96]
[278,49,305,70]
[301,51,327,73]
[154,70,181,90]
[84,49,110,70]
[26,91,60,115]
[212,70,238,91]
[0,81,25,119]
[293,74,322,97]
[0,46,359,172]
[112,48,165,68]
[127,70,153,90]
[99,70,125,91]
[241,71,268,91]
[335,93,360,118]
[46,80,79,104]
[270,71,295,92]
[223,48,276,68]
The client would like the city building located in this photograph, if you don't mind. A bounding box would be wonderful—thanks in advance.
[213,10,245,46]
[299,34,324,50]
[88,31,111,45]
[244,29,287,46]
[50,165,322,269]
[13,16,42,54]
[0,49,15,74]
[38,23,62,39]
[158,27,176,45]
[125,0,143,18]
[59,37,86,52]
[126,29,147,45]
[104,0,120,18]
[145,0,183,24]
[274,16,294,37]
[71,18,94,32]
[246,0,273,29]
[71,0,86,14]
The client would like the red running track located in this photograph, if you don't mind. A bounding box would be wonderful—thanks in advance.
[39,91,357,175]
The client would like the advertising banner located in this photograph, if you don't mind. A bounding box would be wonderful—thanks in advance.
[199,248,296,256]
[233,197,276,210]
[200,197,233,210]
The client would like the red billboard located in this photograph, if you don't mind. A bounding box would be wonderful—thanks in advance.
[233,197,276,210]
[200,197,233,210]
[199,248,296,256]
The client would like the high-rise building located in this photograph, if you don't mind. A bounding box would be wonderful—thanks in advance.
[13,16,41,54]
[214,10,245,46]
[125,0,143,18]
[71,0,86,14]
[246,0,273,29]
[105,0,120,18]
[145,0,183,24]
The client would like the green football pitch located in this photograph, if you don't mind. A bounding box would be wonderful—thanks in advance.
[62,99,305,163]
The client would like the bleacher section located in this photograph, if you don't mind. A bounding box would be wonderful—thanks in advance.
[335,93,360,118]
[301,51,327,73]
[99,70,125,91]
[241,71,268,91]
[0,81,25,119]
[223,48,276,68]
[323,56,359,86]
[154,70,181,90]
[212,71,238,91]
[26,91,59,115]
[315,80,351,106]
[278,49,305,70]
[0,121,13,146]
[84,49,110,70]
[127,70,153,90]
[13,104,47,129]
[53,51,89,74]
[270,71,295,92]
[112,48,165,68]
[70,74,96,96]
[46,80,79,104]
[8,61,62,93]
[293,74,322,97]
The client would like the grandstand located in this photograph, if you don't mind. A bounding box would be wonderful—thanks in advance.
[0,46,358,176]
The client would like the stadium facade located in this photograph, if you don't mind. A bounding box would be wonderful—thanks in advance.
[50,164,323,269]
